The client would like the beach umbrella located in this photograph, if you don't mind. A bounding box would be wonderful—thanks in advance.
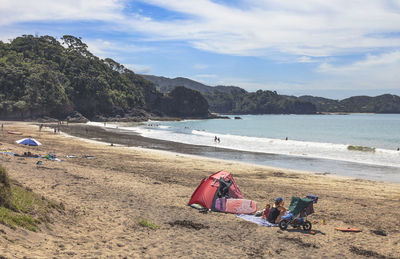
[16,138,42,146]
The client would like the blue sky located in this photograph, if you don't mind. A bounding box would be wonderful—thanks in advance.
[1,0,400,99]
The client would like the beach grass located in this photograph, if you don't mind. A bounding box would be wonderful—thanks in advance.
[0,207,40,231]
[0,165,61,231]
[347,145,376,152]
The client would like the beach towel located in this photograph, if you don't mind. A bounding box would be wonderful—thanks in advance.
[236,214,278,227]
[0,151,15,155]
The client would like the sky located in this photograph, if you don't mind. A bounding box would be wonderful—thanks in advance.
[1,0,400,99]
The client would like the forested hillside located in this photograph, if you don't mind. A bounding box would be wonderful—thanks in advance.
[143,75,317,114]
[144,74,400,114]
[204,89,316,114]
[0,35,209,120]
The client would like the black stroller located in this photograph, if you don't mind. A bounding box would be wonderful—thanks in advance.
[279,195,318,231]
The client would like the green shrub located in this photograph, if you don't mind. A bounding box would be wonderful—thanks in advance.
[0,207,39,231]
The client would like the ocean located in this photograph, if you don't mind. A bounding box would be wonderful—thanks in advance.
[88,114,400,183]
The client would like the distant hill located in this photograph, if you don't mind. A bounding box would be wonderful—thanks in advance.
[298,94,400,113]
[140,74,243,94]
[143,75,400,114]
[141,75,316,114]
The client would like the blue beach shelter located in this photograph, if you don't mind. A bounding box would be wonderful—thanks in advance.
[16,138,42,146]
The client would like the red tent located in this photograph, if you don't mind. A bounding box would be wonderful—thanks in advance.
[188,171,244,210]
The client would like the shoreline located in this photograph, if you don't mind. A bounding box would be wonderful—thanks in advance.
[0,122,399,258]
[60,129,393,186]
[58,122,400,184]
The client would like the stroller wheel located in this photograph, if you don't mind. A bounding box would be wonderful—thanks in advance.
[279,219,289,230]
[303,220,312,231]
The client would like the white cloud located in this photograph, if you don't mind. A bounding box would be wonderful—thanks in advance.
[86,38,154,58]
[193,64,208,69]
[0,0,123,26]
[124,63,152,74]
[318,51,400,73]
[316,51,400,90]
[86,39,113,58]
[124,0,400,57]
[2,0,400,58]
[297,56,319,63]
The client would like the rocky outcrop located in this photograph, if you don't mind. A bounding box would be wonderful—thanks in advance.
[66,111,89,123]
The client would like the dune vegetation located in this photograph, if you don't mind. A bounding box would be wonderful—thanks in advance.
[0,165,63,231]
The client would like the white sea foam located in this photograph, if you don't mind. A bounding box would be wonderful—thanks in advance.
[87,121,120,128]
[131,126,400,169]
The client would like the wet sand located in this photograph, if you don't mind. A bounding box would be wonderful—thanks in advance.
[0,122,399,258]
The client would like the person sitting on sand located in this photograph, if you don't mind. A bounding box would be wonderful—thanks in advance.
[267,197,286,224]
[261,203,271,219]
[255,203,270,217]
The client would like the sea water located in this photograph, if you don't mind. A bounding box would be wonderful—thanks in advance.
[89,114,400,182]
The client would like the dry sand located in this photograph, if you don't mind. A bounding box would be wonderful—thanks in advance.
[0,122,399,258]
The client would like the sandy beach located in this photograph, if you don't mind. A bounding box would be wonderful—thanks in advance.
[0,122,399,258]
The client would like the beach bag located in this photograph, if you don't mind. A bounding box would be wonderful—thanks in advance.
[215,197,227,212]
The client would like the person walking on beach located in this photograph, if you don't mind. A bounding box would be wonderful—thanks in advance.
[214,136,217,143]
[217,137,220,143]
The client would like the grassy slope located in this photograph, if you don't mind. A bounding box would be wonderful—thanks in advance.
[0,165,62,231]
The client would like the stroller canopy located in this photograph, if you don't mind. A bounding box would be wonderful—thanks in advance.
[288,197,314,217]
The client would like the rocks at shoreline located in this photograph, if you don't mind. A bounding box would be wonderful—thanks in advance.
[66,111,89,123]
